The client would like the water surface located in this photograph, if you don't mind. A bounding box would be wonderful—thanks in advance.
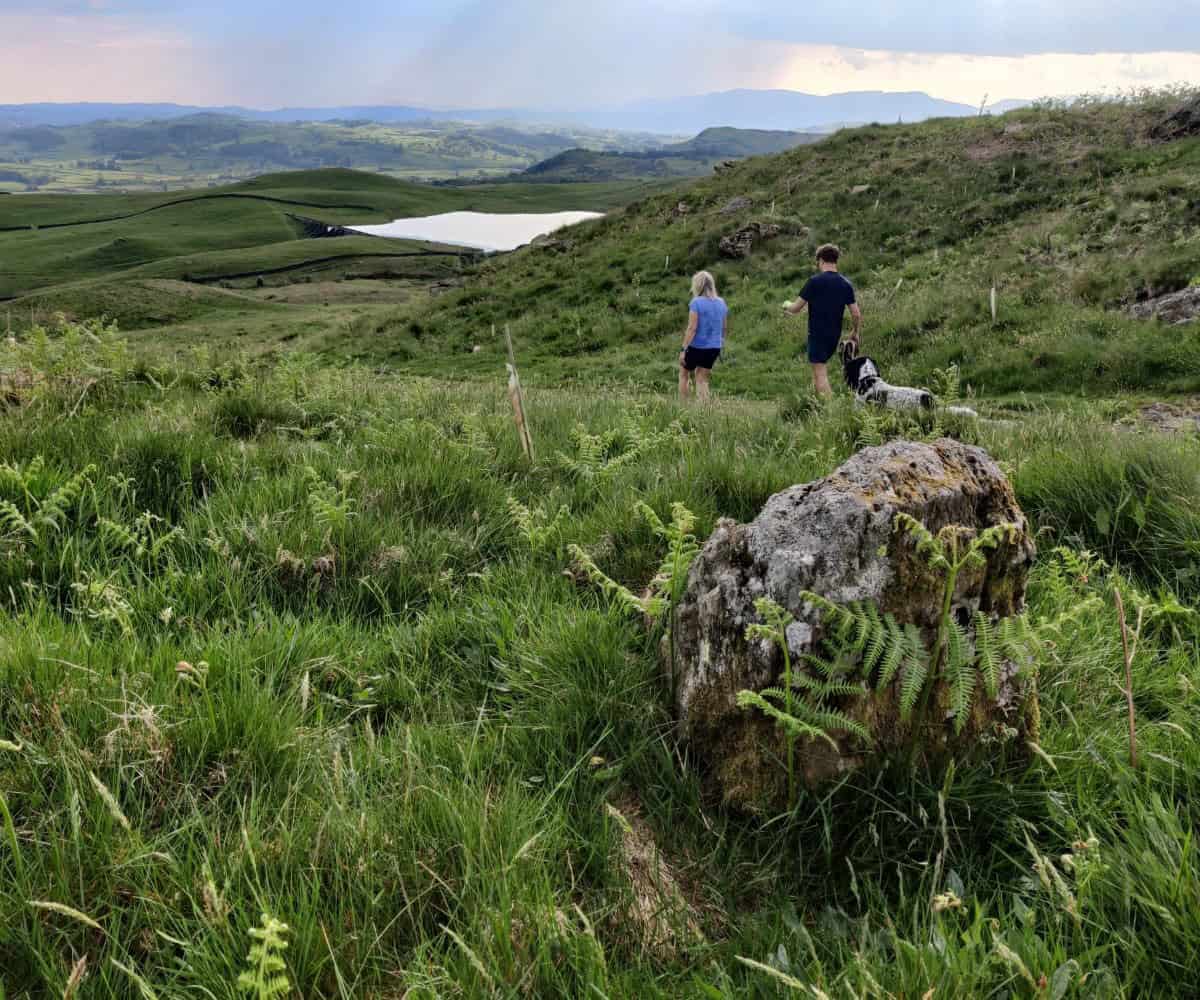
[351,210,603,252]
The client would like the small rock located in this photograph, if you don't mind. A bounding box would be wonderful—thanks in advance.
[1128,285,1200,326]
[850,184,872,195]
[673,201,691,217]
[1151,95,1200,142]
[720,196,753,215]
[1137,401,1200,435]
[718,222,782,260]
[471,345,482,354]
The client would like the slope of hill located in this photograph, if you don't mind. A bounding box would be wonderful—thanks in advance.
[512,128,826,183]
[371,97,1200,399]
[666,126,824,157]
[0,168,664,301]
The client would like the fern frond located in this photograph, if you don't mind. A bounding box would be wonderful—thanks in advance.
[801,653,840,679]
[790,673,867,700]
[900,653,929,719]
[875,624,907,690]
[635,501,666,538]
[0,499,37,540]
[975,612,1002,698]
[569,544,665,620]
[736,690,839,749]
[861,605,890,673]
[100,517,144,557]
[999,614,1036,673]
[946,620,975,733]
[34,465,95,536]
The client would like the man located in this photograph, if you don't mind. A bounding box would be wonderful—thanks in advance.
[783,244,862,398]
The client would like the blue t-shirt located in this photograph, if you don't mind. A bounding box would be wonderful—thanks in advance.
[800,272,856,349]
[689,296,728,349]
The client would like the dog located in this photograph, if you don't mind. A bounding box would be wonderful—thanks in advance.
[840,340,934,411]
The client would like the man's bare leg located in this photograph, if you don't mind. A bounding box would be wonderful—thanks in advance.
[695,367,712,404]
[679,363,692,402]
[812,363,832,398]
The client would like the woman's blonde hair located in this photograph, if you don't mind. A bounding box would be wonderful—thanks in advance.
[691,270,718,299]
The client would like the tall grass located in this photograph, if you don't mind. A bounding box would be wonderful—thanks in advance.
[2,335,1200,996]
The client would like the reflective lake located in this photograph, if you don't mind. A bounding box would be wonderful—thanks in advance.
[350,210,604,252]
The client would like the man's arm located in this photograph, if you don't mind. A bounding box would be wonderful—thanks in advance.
[848,302,863,343]
[784,298,808,316]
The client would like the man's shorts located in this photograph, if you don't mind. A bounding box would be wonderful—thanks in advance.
[682,346,721,371]
[807,332,841,364]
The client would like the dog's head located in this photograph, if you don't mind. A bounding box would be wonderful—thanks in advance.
[840,340,878,393]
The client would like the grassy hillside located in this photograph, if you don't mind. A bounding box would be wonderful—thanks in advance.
[0,115,670,192]
[667,126,824,157]
[374,98,1200,399]
[0,169,666,302]
[511,129,822,183]
[1,327,1199,997]
[5,98,1200,998]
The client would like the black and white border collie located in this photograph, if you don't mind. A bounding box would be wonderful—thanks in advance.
[840,340,934,411]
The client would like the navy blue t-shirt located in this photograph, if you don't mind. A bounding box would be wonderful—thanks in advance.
[800,271,856,359]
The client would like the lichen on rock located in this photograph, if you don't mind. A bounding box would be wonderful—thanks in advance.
[667,439,1039,810]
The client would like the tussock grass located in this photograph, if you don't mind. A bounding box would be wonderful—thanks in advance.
[1,326,1199,996]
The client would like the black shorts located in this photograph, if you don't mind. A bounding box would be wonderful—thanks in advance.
[682,346,721,371]
[807,333,841,365]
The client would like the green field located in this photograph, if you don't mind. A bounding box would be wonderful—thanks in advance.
[0,116,672,193]
[2,96,1200,998]
[0,169,675,348]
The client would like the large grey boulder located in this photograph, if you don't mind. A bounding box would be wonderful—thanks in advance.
[668,439,1038,810]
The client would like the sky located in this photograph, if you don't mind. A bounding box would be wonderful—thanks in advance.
[2,0,1199,109]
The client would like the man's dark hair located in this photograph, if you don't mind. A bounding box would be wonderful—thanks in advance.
[816,243,841,264]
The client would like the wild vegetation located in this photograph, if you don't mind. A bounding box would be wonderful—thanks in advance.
[381,95,1200,401]
[2,95,1200,997]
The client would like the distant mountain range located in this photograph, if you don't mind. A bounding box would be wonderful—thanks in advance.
[0,91,1028,134]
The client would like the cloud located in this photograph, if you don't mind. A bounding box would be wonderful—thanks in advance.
[2,0,1199,110]
[724,1,1200,58]
[767,44,1200,105]
[0,11,221,103]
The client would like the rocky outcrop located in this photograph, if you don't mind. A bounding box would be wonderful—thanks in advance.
[1138,401,1200,435]
[1129,286,1200,326]
[668,439,1038,810]
[1151,95,1200,142]
[720,196,753,215]
[718,222,781,260]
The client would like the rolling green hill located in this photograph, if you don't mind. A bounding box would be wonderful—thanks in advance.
[666,126,825,157]
[0,168,668,302]
[0,114,670,192]
[370,98,1200,400]
[511,128,823,183]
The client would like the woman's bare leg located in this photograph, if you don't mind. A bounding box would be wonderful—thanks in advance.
[696,367,713,403]
[679,363,691,402]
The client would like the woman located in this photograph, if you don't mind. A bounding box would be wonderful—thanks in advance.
[679,270,728,403]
